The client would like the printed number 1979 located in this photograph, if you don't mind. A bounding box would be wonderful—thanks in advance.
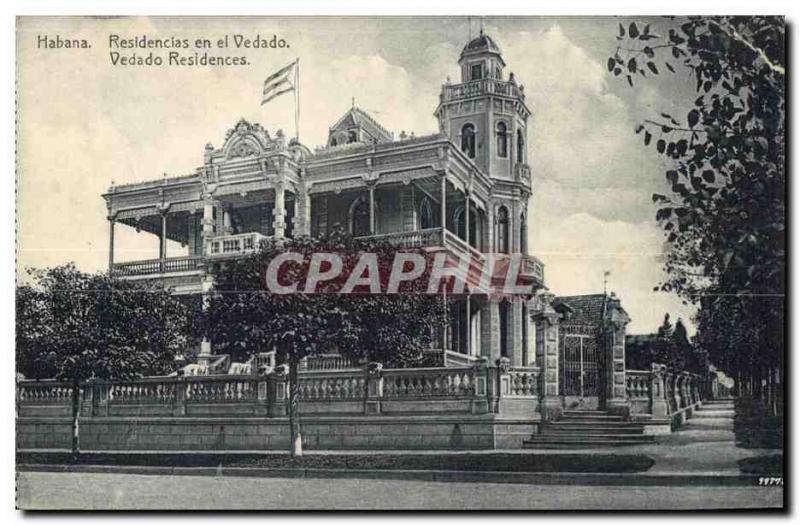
[758,477,783,486]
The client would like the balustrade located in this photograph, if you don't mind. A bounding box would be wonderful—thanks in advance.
[112,256,203,277]
[185,376,258,402]
[441,79,525,102]
[17,381,74,404]
[506,367,539,397]
[382,367,476,398]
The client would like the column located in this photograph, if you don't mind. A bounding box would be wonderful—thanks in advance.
[464,190,471,246]
[479,298,500,361]
[440,174,447,231]
[202,197,215,250]
[108,217,115,272]
[293,179,311,236]
[525,300,536,366]
[511,298,524,366]
[273,181,286,239]
[222,205,233,235]
[159,212,167,270]
[465,295,472,356]
[368,184,376,235]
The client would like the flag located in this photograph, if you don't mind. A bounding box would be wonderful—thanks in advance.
[262,60,297,106]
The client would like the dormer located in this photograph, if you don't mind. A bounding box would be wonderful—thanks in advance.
[327,106,393,147]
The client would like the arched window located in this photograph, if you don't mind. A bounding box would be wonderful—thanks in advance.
[496,122,508,158]
[520,213,527,254]
[461,123,476,159]
[497,206,510,254]
[516,128,525,163]
[419,197,435,230]
[350,196,370,237]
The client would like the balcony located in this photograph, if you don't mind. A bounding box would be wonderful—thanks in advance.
[440,79,525,104]
[205,232,271,260]
[520,255,545,284]
[112,256,204,277]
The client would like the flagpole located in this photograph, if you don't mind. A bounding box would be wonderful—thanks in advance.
[294,58,300,142]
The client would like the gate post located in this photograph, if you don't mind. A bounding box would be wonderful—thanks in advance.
[603,294,631,419]
[533,294,562,421]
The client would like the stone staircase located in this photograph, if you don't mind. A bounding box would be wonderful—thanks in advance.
[523,409,655,449]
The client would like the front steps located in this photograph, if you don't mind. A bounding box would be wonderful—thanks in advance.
[523,410,655,449]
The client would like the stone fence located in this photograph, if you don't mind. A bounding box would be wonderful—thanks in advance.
[16,359,542,451]
[625,363,705,433]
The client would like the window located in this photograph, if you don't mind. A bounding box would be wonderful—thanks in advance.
[520,213,527,254]
[461,123,476,159]
[471,63,483,80]
[495,67,502,79]
[497,206,510,254]
[516,128,525,163]
[347,130,358,144]
[496,122,508,158]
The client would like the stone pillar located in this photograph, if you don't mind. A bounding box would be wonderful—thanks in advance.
[535,307,562,421]
[479,298,500,361]
[603,295,631,418]
[364,362,383,414]
[273,181,286,239]
[649,364,669,419]
[604,320,630,418]
[196,274,215,366]
[108,217,115,272]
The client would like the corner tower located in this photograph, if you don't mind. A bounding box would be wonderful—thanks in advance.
[435,30,532,184]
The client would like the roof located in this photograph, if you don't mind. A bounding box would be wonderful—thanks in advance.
[329,106,393,143]
[461,31,502,56]
[555,294,609,326]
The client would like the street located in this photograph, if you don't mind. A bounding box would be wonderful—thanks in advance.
[16,472,783,510]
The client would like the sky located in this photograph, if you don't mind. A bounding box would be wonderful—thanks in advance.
[16,16,699,334]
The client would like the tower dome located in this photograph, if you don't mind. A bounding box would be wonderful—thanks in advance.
[460,30,505,65]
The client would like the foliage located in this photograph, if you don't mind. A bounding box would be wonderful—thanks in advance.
[609,17,784,404]
[201,225,448,368]
[16,263,194,382]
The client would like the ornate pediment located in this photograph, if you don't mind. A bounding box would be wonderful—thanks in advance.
[214,119,286,161]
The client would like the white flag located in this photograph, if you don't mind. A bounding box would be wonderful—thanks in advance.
[262,60,297,106]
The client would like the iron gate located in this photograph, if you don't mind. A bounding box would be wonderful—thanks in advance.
[560,328,601,397]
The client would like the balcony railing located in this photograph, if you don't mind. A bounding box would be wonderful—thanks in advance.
[440,79,525,103]
[205,232,270,259]
[112,256,204,277]
[520,255,545,284]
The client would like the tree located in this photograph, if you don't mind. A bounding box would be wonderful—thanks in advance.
[609,17,784,411]
[201,226,448,456]
[656,313,674,338]
[16,264,194,458]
